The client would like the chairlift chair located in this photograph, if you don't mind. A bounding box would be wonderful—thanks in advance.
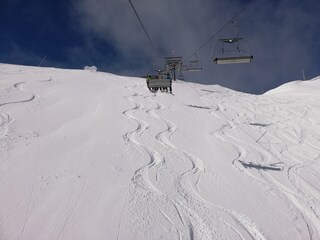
[146,70,172,93]
[186,54,203,71]
[213,37,253,64]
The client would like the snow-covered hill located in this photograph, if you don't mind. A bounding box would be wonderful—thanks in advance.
[1,63,320,240]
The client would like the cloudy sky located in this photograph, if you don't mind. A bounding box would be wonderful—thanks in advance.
[1,0,319,93]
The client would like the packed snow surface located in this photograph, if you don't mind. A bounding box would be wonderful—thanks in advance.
[1,63,320,240]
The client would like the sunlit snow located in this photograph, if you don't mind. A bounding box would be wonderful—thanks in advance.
[1,63,320,239]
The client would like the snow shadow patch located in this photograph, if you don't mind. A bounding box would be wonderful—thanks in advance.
[249,122,272,127]
[239,161,284,171]
[201,89,220,94]
[186,104,212,110]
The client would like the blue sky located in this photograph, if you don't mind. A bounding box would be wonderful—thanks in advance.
[0,0,119,69]
[1,0,319,94]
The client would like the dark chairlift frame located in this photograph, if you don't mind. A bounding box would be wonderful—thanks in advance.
[213,37,253,65]
[165,56,183,81]
[185,54,203,72]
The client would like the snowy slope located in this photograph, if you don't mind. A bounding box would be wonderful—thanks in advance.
[0,63,320,240]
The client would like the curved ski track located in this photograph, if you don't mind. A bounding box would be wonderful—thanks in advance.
[120,83,272,240]
[0,77,54,150]
[0,77,56,240]
[0,81,37,170]
[121,84,217,239]
[200,89,320,240]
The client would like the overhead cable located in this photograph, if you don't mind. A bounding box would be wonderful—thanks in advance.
[187,0,255,60]
[128,0,155,49]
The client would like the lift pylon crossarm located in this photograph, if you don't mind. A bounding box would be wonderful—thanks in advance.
[164,56,183,81]
[165,57,183,71]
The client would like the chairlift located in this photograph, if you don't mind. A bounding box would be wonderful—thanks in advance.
[212,21,253,64]
[186,54,203,72]
[146,70,172,93]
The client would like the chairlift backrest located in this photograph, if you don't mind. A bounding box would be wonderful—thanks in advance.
[185,54,203,72]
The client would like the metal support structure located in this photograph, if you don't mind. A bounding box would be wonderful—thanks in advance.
[165,56,183,81]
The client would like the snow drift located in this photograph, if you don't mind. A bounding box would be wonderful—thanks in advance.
[0,63,320,240]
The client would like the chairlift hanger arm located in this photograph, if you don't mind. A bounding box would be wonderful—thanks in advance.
[220,37,243,43]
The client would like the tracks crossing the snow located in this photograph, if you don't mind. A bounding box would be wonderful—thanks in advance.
[2,66,320,239]
[119,83,272,240]
[200,87,320,240]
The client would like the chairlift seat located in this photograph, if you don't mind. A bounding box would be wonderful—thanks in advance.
[213,55,253,64]
[186,67,203,72]
[185,54,203,72]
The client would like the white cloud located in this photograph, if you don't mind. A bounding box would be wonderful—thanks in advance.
[72,0,320,93]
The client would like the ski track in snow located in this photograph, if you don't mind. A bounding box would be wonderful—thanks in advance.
[1,82,36,108]
[121,83,267,240]
[121,84,216,239]
[120,84,170,239]
[122,85,165,195]
[0,76,57,240]
[0,81,36,171]
[146,93,229,240]
[0,81,35,148]
[2,65,320,240]
[147,98,219,240]
[200,88,320,240]
[0,76,54,145]
[197,93,270,239]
